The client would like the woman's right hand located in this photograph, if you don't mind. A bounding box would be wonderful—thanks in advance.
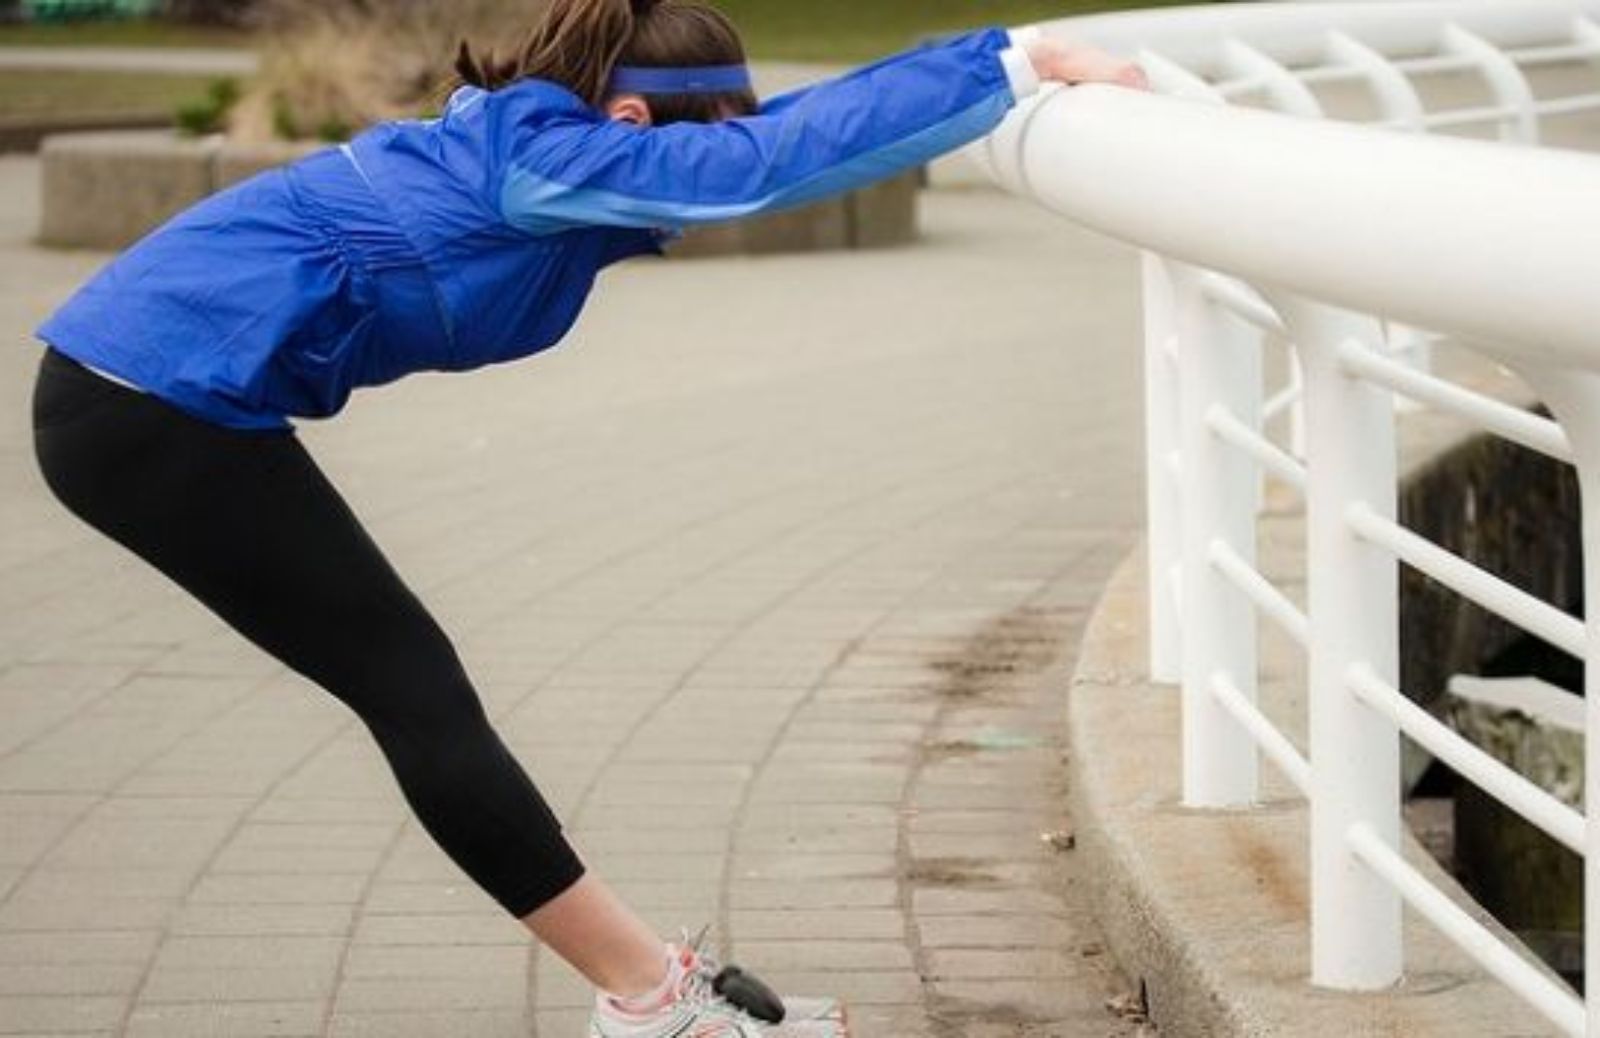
[1026,36,1150,91]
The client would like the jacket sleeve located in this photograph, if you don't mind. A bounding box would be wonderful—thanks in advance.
[495,28,1038,235]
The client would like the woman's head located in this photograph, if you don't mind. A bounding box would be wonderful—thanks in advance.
[454,0,756,125]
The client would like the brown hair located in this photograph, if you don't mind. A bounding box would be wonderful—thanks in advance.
[454,0,756,124]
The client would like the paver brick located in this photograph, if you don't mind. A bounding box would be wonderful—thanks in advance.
[755,969,924,1006]
[359,882,501,917]
[729,879,899,910]
[912,888,1069,918]
[0,897,174,932]
[327,1009,530,1037]
[151,936,346,972]
[123,1000,325,1038]
[139,964,337,1003]
[341,944,527,980]
[916,914,1079,950]
[731,853,896,882]
[330,973,526,1012]
[730,909,905,943]
[186,873,369,907]
[0,930,160,965]
[727,940,913,972]
[165,904,356,938]
[0,963,144,996]
[924,948,1077,980]
[0,994,125,1033]
[351,913,524,948]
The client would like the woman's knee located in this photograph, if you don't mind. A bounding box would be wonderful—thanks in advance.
[342,632,488,732]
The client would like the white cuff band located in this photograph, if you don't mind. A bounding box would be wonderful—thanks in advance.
[1001,27,1044,100]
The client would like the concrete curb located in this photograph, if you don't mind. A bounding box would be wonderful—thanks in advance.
[1067,548,1562,1037]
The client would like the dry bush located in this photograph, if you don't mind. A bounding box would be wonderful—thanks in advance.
[231,0,547,142]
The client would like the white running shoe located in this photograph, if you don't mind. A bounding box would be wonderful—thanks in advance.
[588,935,849,1038]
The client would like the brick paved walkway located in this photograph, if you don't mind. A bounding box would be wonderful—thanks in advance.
[0,153,1148,1037]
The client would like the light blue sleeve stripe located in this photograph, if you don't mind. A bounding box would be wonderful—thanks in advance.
[500,92,1009,236]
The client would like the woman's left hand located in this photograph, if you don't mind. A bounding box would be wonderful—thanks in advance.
[1026,37,1150,91]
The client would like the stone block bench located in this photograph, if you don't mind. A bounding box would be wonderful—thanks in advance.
[37,129,920,256]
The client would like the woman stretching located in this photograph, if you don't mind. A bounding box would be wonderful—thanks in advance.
[30,1,1144,1034]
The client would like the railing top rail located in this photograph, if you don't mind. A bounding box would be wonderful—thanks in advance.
[1030,0,1600,77]
[984,86,1600,366]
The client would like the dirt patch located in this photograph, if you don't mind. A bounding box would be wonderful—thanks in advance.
[906,857,1003,888]
[921,738,984,763]
[925,607,1079,702]
[926,996,1054,1034]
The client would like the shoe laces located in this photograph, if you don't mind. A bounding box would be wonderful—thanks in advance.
[674,924,723,1003]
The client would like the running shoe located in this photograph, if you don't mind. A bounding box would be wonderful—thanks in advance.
[588,932,849,1038]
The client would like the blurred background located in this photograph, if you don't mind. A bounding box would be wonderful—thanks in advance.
[0,0,1209,143]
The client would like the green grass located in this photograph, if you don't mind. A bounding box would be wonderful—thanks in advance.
[0,18,246,48]
[722,0,1204,62]
[0,69,215,118]
[0,1,1212,122]
[0,2,1204,61]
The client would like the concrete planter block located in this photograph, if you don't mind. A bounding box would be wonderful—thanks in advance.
[39,129,924,257]
[847,170,920,248]
[671,195,853,257]
[673,173,919,259]
[738,196,851,255]
[39,130,218,250]
[215,140,322,191]
[666,220,746,260]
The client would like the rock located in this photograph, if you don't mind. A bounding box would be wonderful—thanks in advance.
[1447,674,1582,966]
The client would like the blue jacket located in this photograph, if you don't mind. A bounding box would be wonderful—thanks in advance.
[38,28,1034,430]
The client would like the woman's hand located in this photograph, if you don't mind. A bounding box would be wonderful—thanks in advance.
[1026,36,1150,91]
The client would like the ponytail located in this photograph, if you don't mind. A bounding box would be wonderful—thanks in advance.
[457,0,656,106]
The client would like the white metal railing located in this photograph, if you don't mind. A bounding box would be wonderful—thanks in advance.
[975,1,1600,1034]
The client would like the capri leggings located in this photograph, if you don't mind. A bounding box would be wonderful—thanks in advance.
[31,348,585,917]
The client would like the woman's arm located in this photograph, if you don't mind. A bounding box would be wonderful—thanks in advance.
[495,29,1141,235]
[755,30,1144,118]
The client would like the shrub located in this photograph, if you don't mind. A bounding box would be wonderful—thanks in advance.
[230,0,543,143]
[173,76,240,136]
[163,0,257,25]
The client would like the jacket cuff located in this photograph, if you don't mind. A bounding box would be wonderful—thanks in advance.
[1001,27,1044,100]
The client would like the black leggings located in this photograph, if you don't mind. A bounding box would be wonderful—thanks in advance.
[32,349,585,917]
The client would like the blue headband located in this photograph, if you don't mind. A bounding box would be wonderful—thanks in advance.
[609,64,752,95]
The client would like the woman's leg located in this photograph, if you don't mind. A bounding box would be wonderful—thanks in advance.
[526,875,676,996]
[31,350,667,996]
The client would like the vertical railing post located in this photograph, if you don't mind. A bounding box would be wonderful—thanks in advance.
[1516,368,1600,1037]
[1144,252,1182,685]
[1173,262,1261,807]
[1276,298,1402,989]
[1442,23,1540,145]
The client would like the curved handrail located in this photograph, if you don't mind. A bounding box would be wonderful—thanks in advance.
[982,86,1600,366]
[1024,0,1600,76]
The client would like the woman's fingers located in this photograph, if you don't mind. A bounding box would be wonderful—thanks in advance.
[1060,46,1149,89]
[1026,37,1150,91]
[1119,64,1151,91]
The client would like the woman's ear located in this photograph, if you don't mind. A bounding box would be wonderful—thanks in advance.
[604,94,654,126]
